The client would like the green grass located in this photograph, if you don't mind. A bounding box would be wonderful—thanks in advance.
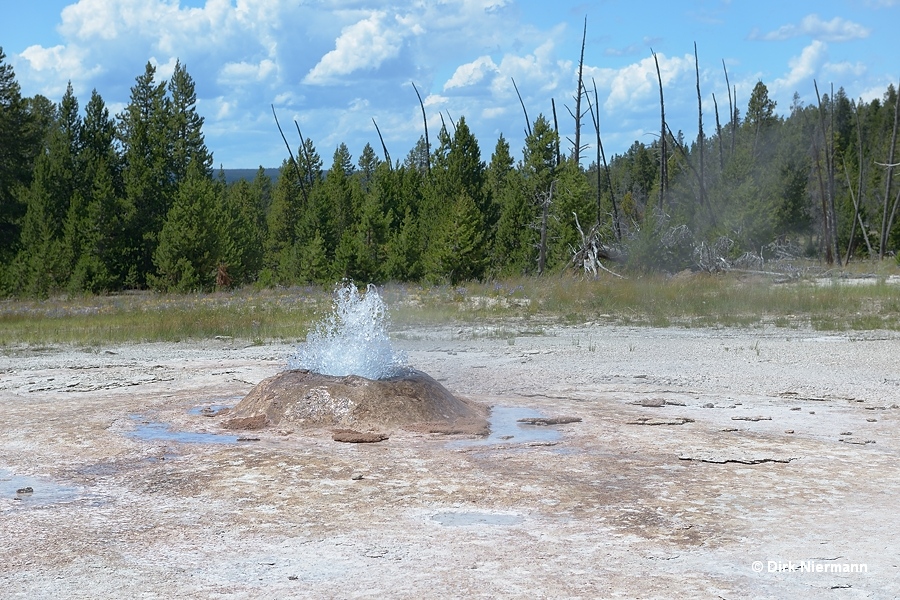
[2,269,900,346]
[0,287,329,346]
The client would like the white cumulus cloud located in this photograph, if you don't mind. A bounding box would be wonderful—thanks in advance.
[304,11,410,85]
[444,56,499,90]
[590,52,695,114]
[754,14,870,43]
[773,40,828,94]
[219,59,277,85]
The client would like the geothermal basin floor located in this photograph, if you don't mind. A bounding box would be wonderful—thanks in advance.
[1,324,899,598]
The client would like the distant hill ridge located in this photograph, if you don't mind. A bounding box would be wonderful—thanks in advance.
[219,168,281,185]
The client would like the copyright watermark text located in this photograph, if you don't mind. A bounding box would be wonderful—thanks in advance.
[752,560,868,574]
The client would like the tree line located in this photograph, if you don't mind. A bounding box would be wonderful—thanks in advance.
[1,45,899,297]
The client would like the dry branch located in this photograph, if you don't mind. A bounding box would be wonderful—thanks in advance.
[412,81,431,175]
[511,77,532,137]
[371,118,392,168]
[652,50,668,206]
[572,17,588,165]
[588,78,620,240]
[271,104,308,204]
[880,78,900,258]
[694,42,706,209]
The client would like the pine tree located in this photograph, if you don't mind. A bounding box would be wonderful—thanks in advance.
[548,158,594,269]
[496,114,558,275]
[118,62,173,286]
[493,168,535,274]
[384,205,420,281]
[423,191,487,284]
[485,135,512,226]
[70,90,127,292]
[70,157,128,292]
[10,154,60,296]
[149,166,220,292]
[320,143,358,252]
[264,160,304,283]
[10,84,84,295]
[356,142,380,193]
[0,47,38,272]
[168,60,213,181]
[218,178,265,286]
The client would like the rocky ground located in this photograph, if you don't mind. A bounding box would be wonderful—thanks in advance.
[1,322,899,599]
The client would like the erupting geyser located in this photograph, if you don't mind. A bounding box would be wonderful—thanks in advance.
[289,283,407,380]
[224,283,488,438]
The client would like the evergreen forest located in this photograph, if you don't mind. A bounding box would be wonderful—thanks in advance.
[2,45,900,297]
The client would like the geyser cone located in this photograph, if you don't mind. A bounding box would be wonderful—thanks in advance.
[225,282,489,436]
[224,369,489,434]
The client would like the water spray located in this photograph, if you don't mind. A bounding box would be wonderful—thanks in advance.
[290,282,407,380]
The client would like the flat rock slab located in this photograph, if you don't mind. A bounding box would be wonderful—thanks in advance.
[331,429,390,443]
[224,368,489,433]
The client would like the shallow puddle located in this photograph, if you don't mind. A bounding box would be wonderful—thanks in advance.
[187,402,235,417]
[127,416,239,444]
[430,511,524,527]
[0,468,81,506]
[452,406,562,447]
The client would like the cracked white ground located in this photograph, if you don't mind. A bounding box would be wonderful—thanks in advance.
[1,323,898,598]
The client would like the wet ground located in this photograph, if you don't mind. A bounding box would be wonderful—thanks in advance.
[1,324,898,598]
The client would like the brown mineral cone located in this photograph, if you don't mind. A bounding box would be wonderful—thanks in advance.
[223,369,488,434]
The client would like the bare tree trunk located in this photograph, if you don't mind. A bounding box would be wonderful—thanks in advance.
[888,187,900,249]
[731,85,738,156]
[411,82,431,176]
[666,123,714,225]
[551,98,562,167]
[444,110,456,133]
[537,181,556,275]
[511,78,532,137]
[844,99,870,262]
[293,120,317,191]
[723,60,735,158]
[271,104,308,203]
[652,50,668,208]
[813,140,834,264]
[879,78,900,259]
[371,118,392,168]
[713,93,724,172]
[814,80,840,265]
[829,84,840,264]
[589,79,620,240]
[843,156,873,260]
[694,42,706,209]
[572,17,587,165]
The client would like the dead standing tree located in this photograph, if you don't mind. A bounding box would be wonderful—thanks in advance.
[843,99,874,262]
[586,78,620,241]
[694,42,706,210]
[814,80,840,265]
[511,77,532,138]
[371,118,392,168]
[712,93,724,172]
[271,104,308,204]
[552,99,562,167]
[536,179,557,275]
[293,120,318,192]
[722,60,736,158]
[878,77,900,259]
[411,81,431,176]
[651,50,668,208]
[566,17,590,166]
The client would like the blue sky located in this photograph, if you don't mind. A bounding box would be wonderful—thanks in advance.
[1,0,898,170]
